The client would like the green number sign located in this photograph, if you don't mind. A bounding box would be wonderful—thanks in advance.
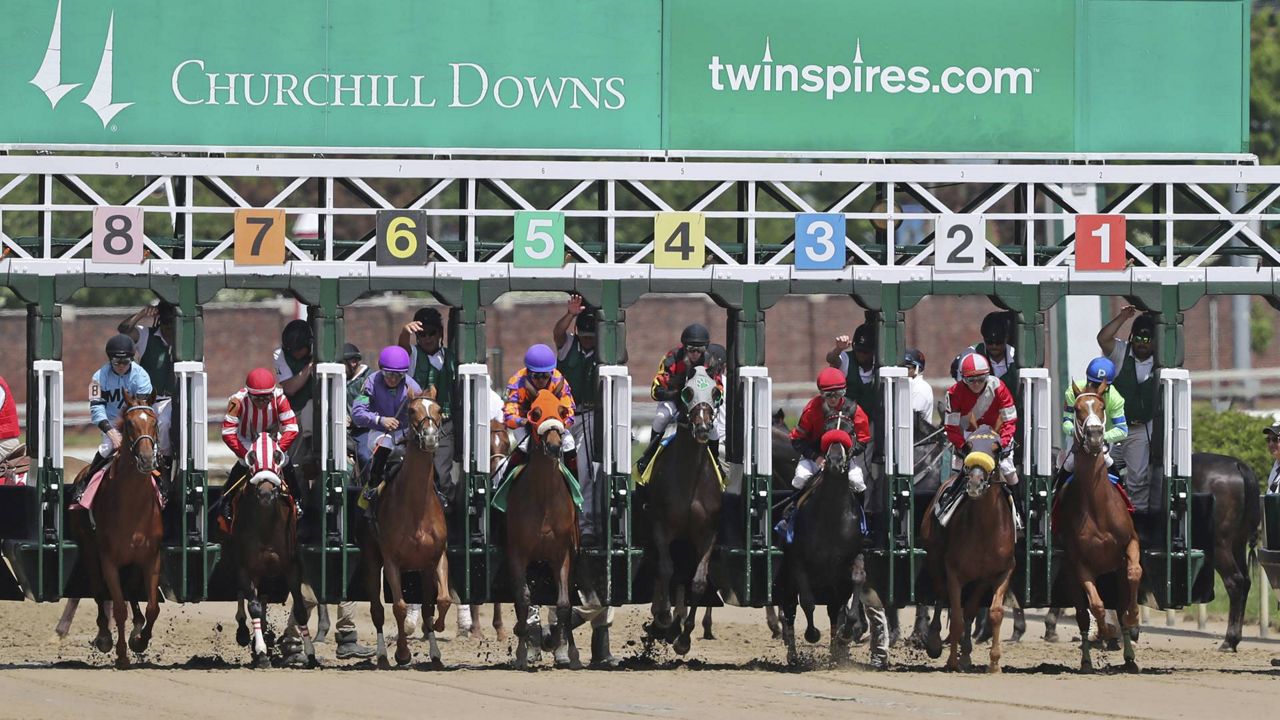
[513,211,565,268]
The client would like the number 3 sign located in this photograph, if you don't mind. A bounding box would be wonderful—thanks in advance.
[1074,215,1126,271]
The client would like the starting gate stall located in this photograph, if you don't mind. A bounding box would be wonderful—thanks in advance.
[874,366,920,605]
[595,365,643,603]
[299,361,357,603]
[718,365,774,606]
[455,362,491,603]
[1146,368,1206,608]
[163,360,215,601]
[1018,368,1055,607]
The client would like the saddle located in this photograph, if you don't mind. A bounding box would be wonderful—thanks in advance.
[634,428,726,490]
[0,445,29,486]
[491,460,583,513]
[71,462,167,513]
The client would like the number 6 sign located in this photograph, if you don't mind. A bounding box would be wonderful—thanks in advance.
[1074,215,1126,271]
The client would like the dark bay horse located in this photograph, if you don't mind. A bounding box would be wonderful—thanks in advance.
[486,420,514,643]
[778,417,864,665]
[362,388,450,669]
[644,366,723,656]
[229,433,316,668]
[1190,453,1261,652]
[504,389,581,669]
[1058,382,1141,672]
[69,392,164,669]
[921,423,1016,672]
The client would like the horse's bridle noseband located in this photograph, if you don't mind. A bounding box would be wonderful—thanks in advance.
[410,398,442,450]
[122,405,158,473]
[1073,391,1107,451]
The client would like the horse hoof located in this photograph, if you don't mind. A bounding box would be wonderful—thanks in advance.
[1079,663,1095,674]
[468,627,486,641]
[804,628,821,644]
[1104,638,1120,652]
[702,629,715,641]
[673,635,691,656]
[924,635,943,660]
[1218,641,1238,653]
[253,654,271,669]
[115,656,130,670]
[770,629,781,640]
[236,626,251,647]
[395,649,412,666]
[1122,660,1140,673]
[429,656,444,671]
[1043,631,1059,643]
[377,655,392,670]
[128,635,148,654]
[945,661,959,672]
[495,628,509,643]
[94,635,113,654]
[989,663,1002,675]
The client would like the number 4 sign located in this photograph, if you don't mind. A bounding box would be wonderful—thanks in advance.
[1074,215,1126,271]
[653,212,706,269]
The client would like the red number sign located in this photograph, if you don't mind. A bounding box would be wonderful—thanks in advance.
[1074,214,1126,271]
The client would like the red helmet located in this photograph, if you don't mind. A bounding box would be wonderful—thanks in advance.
[959,353,991,379]
[817,367,846,392]
[246,368,276,395]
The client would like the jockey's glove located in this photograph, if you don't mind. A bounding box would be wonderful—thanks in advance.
[653,387,679,402]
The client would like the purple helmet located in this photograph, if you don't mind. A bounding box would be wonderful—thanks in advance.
[378,345,411,372]
[524,344,557,373]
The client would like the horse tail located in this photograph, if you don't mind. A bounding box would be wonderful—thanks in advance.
[1237,459,1263,568]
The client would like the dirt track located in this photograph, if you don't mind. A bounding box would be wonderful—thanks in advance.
[0,600,1276,720]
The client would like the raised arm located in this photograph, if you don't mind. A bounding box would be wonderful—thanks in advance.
[1097,305,1140,356]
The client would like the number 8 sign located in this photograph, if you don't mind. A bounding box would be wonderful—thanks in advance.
[794,213,846,270]
[92,207,144,264]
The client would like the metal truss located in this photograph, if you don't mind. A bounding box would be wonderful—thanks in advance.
[1,154,1280,282]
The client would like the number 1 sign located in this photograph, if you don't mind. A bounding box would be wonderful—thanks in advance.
[1074,215,1126,271]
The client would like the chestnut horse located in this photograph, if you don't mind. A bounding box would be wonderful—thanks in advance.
[229,433,316,668]
[1058,382,1141,672]
[69,392,164,669]
[643,366,723,656]
[921,423,1016,673]
[361,388,450,668]
[504,388,581,669]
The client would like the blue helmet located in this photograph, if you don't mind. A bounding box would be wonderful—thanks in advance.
[1085,357,1116,384]
[524,344,557,373]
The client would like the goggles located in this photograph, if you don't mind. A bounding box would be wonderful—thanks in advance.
[684,344,706,354]
[382,370,406,380]
[109,356,132,366]
[821,389,844,400]
[248,393,272,404]
[529,371,552,382]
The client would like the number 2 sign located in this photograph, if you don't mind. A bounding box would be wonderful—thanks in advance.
[935,214,986,271]
[1074,215,1126,271]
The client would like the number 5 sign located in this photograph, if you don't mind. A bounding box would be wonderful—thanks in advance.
[513,211,565,268]
[92,207,144,264]
[935,214,986,271]
[1075,215,1126,271]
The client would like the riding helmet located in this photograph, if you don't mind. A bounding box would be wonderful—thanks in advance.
[281,319,313,353]
[904,348,926,370]
[342,342,362,361]
[959,353,991,379]
[851,323,875,351]
[680,323,710,347]
[1085,356,1117,384]
[817,367,846,392]
[524,344,557,373]
[105,334,135,358]
[379,345,411,372]
[246,368,276,395]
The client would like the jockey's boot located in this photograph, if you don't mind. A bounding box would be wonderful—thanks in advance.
[74,452,110,501]
[334,629,375,660]
[635,433,663,476]
[361,446,391,519]
[563,450,579,481]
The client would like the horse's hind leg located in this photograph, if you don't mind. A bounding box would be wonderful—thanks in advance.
[648,526,674,632]
[944,572,964,671]
[54,598,79,640]
[384,561,412,666]
[492,602,507,642]
[1043,607,1061,642]
[553,550,581,669]
[765,605,781,639]
[1221,547,1249,652]
[288,562,318,667]
[674,528,717,655]
[924,602,944,659]
[780,595,799,665]
[702,606,715,640]
[364,547,390,669]
[100,559,130,669]
[423,568,444,669]
[93,600,113,654]
[510,558,532,671]
[235,598,251,647]
[988,570,1013,674]
[128,601,145,651]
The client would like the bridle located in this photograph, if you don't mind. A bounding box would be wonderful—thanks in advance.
[409,397,442,452]
[122,405,158,474]
[1073,391,1107,453]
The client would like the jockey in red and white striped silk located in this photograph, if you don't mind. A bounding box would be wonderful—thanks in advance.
[216,368,301,522]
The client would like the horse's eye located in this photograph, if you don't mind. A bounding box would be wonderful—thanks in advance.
[558,406,568,419]
[530,408,542,422]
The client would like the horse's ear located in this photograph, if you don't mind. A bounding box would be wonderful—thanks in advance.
[246,449,257,469]
[558,405,569,420]
[1071,380,1081,396]
[1097,380,1109,396]
[426,384,437,401]
[530,407,542,423]
[274,449,285,467]
[122,389,134,406]
[146,393,155,406]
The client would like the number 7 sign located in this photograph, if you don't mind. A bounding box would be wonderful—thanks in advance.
[1074,215,1126,271]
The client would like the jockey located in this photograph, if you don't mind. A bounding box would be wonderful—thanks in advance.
[352,346,424,509]
[635,324,726,475]
[76,334,154,497]
[0,372,17,460]
[1055,356,1128,487]
[497,344,578,482]
[790,368,872,493]
[942,353,1019,488]
[217,368,301,521]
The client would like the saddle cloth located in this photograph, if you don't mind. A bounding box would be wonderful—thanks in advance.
[1050,473,1135,533]
[491,461,583,513]
[933,482,1022,531]
[71,466,165,512]
[635,428,726,490]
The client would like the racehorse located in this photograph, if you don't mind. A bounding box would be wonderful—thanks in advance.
[920,422,1017,673]
[68,392,164,669]
[486,420,514,643]
[361,388,450,669]
[503,389,581,669]
[228,433,316,668]
[642,366,723,656]
[1057,382,1141,672]
[777,409,865,665]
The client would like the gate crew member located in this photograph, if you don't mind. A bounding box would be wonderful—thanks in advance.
[1097,306,1159,524]
[76,335,154,498]
[0,373,18,459]
[1266,422,1280,495]
[343,343,370,458]
[635,324,725,475]
[941,353,1019,502]
[554,294,604,545]
[273,319,316,467]
[826,323,884,517]
[398,307,459,506]
[119,302,178,492]
[496,344,578,482]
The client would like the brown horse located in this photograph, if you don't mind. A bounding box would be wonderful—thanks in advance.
[229,433,316,668]
[1058,382,1141,672]
[486,420,513,643]
[921,423,1016,673]
[361,388,450,669]
[643,366,723,656]
[69,392,164,669]
[504,389,581,669]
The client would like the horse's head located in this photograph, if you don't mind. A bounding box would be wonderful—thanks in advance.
[527,389,568,458]
[962,425,1003,498]
[1071,381,1108,455]
[681,367,722,444]
[119,391,158,475]
[407,386,443,453]
[821,429,851,475]
[245,432,286,508]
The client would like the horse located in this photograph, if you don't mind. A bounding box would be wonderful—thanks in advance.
[502,388,581,669]
[361,387,450,669]
[777,411,865,665]
[485,420,515,643]
[642,366,723,656]
[67,392,164,669]
[760,408,797,639]
[920,423,1017,673]
[1057,381,1141,672]
[227,433,316,668]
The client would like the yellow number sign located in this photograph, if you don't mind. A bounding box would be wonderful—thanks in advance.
[234,209,287,265]
[653,212,706,269]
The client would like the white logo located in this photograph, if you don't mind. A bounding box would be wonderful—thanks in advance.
[29,1,133,127]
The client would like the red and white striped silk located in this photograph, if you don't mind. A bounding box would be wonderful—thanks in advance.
[221,387,299,459]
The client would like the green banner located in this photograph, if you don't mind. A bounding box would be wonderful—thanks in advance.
[0,0,1249,153]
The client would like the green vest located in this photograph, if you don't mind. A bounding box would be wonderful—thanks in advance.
[1112,351,1157,425]
[138,328,174,398]
[974,342,1021,409]
[410,346,457,419]
[843,358,881,435]
[345,365,370,410]
[283,350,315,411]
[557,337,599,409]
